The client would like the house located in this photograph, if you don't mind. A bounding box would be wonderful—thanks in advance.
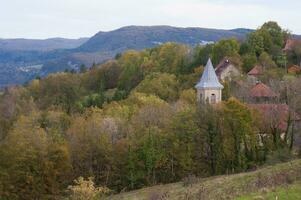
[248,65,263,77]
[248,82,279,102]
[250,104,299,131]
[195,58,223,104]
[283,39,296,51]
[250,104,301,143]
[288,65,301,74]
[215,58,241,82]
[247,65,263,83]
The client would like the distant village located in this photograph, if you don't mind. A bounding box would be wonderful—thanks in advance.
[196,38,301,148]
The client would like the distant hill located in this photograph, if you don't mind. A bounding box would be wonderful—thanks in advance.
[77,26,252,53]
[0,37,88,51]
[0,26,254,88]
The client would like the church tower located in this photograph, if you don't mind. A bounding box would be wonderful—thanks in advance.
[195,58,224,104]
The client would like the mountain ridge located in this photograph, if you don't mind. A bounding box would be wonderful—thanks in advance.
[77,26,253,53]
[0,25,264,88]
[0,37,89,51]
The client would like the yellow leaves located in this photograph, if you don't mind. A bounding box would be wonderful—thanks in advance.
[127,92,167,107]
[179,89,197,105]
[223,97,250,114]
[67,177,111,200]
[118,50,143,68]
[28,79,40,92]
[104,102,132,120]
[8,112,47,146]
[134,73,179,101]
[194,65,204,75]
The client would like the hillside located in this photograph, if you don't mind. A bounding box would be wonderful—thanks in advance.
[108,160,301,200]
[1,21,301,200]
[0,37,88,51]
[77,26,252,53]
[0,26,253,88]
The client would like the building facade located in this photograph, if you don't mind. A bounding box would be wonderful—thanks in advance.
[215,58,241,82]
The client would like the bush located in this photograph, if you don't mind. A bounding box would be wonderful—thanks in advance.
[66,177,110,200]
[266,148,294,165]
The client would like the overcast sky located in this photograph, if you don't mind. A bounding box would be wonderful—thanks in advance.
[1,0,300,39]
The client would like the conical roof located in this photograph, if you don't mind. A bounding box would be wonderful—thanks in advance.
[195,58,224,89]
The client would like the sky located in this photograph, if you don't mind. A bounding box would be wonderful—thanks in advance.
[0,0,300,39]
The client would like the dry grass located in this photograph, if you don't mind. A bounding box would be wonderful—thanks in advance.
[107,159,301,200]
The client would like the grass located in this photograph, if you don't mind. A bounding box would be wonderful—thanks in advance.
[235,182,301,200]
[107,159,301,200]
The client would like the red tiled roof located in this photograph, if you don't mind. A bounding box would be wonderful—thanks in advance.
[247,65,263,76]
[249,83,279,98]
[284,39,296,51]
[288,65,301,74]
[249,104,300,131]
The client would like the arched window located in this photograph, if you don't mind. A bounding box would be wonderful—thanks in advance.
[200,93,203,101]
[210,94,216,104]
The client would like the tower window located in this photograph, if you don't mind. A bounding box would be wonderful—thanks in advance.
[211,94,216,104]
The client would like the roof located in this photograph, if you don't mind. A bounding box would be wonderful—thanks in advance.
[283,39,295,51]
[248,65,263,76]
[250,104,300,131]
[195,58,224,89]
[215,58,233,77]
[288,65,301,74]
[249,82,279,98]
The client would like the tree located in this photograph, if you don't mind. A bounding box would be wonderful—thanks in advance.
[134,73,179,102]
[247,32,265,56]
[247,21,287,57]
[117,50,144,92]
[81,93,105,108]
[196,104,223,175]
[222,98,257,172]
[211,39,240,65]
[192,44,213,67]
[156,43,190,75]
[38,73,85,114]
[242,53,258,73]
[0,112,71,200]
[261,21,287,49]
[166,107,199,178]
[259,52,277,69]
[97,61,122,90]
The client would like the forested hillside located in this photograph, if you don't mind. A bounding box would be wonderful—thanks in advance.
[0,21,301,200]
[0,26,252,88]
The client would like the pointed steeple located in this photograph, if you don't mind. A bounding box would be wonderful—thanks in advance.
[195,58,224,89]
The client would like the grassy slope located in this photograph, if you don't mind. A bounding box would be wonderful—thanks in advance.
[108,160,301,200]
[235,182,301,200]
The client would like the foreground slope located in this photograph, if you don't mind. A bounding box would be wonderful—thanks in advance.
[108,160,301,200]
[237,183,301,200]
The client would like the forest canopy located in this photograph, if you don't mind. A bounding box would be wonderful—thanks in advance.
[0,21,301,200]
